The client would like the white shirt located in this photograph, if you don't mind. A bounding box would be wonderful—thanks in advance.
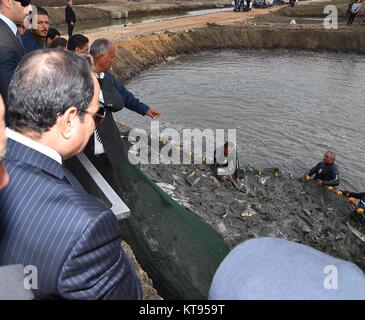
[0,13,18,36]
[352,3,362,13]
[94,72,105,155]
[6,128,62,164]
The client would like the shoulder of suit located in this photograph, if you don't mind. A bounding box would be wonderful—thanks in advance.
[5,158,115,222]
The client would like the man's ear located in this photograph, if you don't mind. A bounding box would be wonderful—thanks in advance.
[58,107,78,139]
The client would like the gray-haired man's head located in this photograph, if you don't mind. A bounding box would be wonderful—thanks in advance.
[323,150,336,164]
[90,38,115,74]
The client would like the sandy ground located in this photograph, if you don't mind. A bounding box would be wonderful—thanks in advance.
[84,7,281,42]
[82,0,365,42]
[43,0,231,25]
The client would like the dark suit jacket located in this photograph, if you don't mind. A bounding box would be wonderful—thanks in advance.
[0,19,26,103]
[84,71,150,167]
[0,138,141,299]
[65,5,76,24]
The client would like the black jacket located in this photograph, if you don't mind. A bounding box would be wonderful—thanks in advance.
[0,19,26,103]
[84,74,126,167]
[65,5,76,24]
[308,162,339,186]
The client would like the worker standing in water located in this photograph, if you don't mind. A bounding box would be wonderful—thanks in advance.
[305,150,339,187]
[214,141,240,184]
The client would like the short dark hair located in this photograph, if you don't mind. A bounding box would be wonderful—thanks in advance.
[35,6,49,17]
[47,27,61,41]
[67,34,89,51]
[50,37,68,49]
[7,50,94,134]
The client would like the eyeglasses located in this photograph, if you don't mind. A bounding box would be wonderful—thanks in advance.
[78,104,106,127]
[14,0,31,7]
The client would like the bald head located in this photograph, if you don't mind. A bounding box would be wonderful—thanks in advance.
[7,49,95,134]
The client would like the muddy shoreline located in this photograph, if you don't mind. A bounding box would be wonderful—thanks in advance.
[106,25,365,83]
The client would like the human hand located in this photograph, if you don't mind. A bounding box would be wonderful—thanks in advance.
[316,179,323,187]
[220,176,229,182]
[145,108,161,119]
[349,197,357,205]
[304,175,312,182]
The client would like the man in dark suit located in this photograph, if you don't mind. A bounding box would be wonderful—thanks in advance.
[0,95,34,300]
[85,38,160,170]
[0,49,141,299]
[0,0,31,103]
[65,0,76,38]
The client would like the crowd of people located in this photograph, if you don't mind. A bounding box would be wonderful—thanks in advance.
[232,0,296,12]
[0,0,364,300]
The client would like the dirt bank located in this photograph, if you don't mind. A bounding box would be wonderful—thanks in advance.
[99,24,365,82]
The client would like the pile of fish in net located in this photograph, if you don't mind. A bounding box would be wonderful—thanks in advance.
[139,163,365,271]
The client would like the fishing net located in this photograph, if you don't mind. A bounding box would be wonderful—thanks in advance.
[66,135,229,300]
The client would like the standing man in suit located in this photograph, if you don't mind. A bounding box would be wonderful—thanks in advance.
[0,0,31,103]
[65,0,76,38]
[0,49,141,300]
[83,38,160,173]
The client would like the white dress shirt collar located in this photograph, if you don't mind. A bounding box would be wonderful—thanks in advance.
[0,13,18,36]
[6,128,63,164]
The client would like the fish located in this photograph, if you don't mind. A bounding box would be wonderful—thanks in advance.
[347,222,365,242]
[258,176,271,185]
[156,182,176,191]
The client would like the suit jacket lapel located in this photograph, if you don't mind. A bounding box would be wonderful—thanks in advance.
[0,19,26,55]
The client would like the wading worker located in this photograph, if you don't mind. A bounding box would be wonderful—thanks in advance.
[85,38,160,171]
[213,141,240,184]
[305,150,339,187]
[0,50,141,300]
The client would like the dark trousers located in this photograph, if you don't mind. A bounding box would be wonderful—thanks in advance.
[347,13,357,26]
[67,23,74,38]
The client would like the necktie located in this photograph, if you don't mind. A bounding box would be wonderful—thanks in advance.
[16,31,25,51]
[95,129,102,143]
